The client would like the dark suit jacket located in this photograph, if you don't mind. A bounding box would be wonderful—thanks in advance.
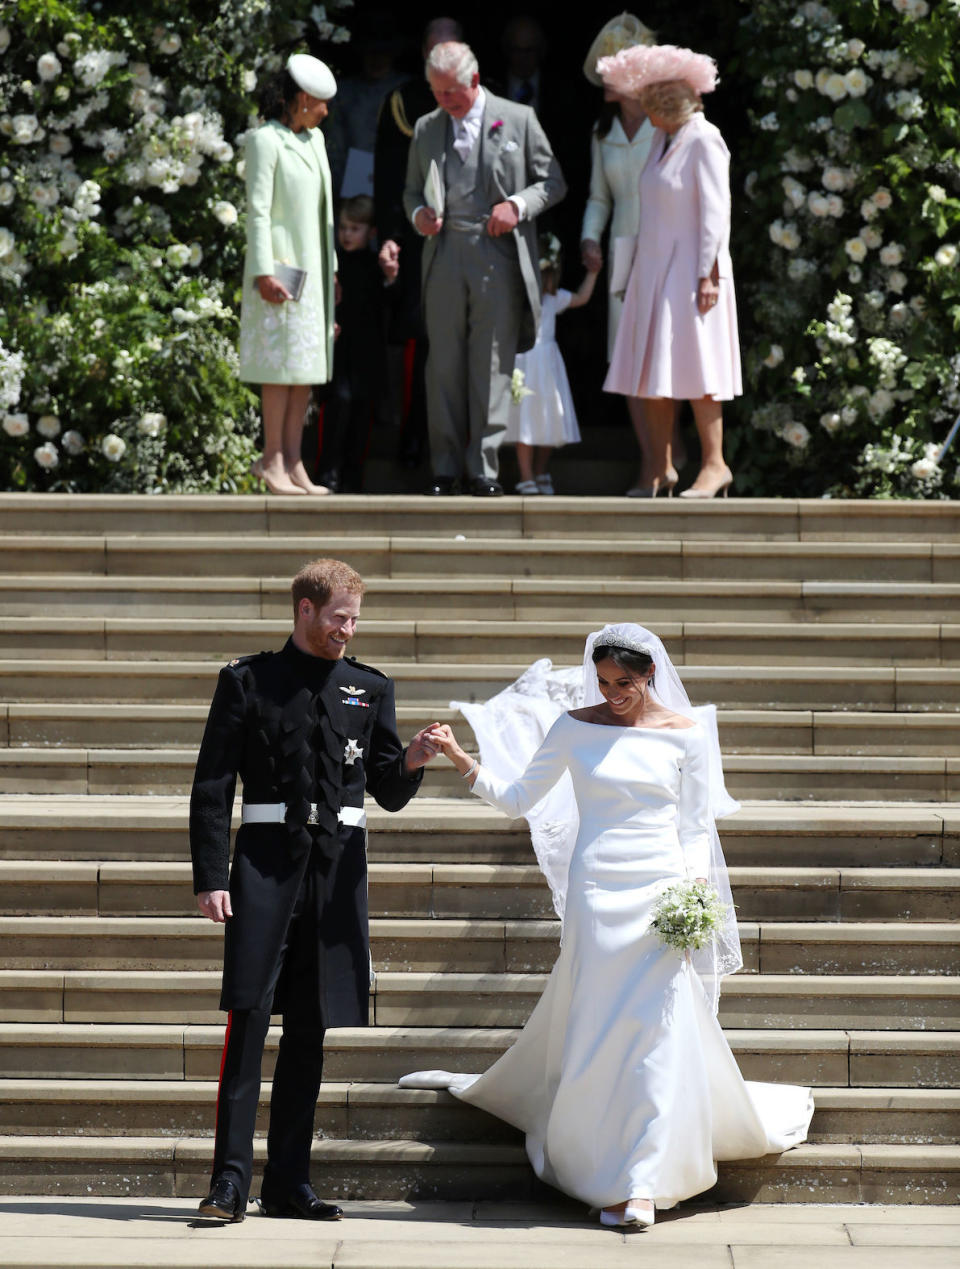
[190,639,422,1024]
[402,89,566,353]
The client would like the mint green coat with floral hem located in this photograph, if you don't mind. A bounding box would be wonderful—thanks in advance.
[238,120,336,385]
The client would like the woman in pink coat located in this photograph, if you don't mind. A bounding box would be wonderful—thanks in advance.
[601,45,738,499]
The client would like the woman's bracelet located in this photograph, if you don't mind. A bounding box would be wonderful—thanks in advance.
[461,759,478,781]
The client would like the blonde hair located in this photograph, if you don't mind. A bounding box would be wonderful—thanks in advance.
[291,558,364,618]
[639,79,701,127]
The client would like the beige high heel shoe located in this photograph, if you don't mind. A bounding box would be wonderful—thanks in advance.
[626,468,679,499]
[250,459,306,496]
[679,466,733,499]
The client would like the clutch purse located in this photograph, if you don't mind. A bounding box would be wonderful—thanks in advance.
[271,261,307,302]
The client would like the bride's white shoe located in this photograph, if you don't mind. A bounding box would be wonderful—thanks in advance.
[599,1201,654,1228]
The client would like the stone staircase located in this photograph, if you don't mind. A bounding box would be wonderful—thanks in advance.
[0,493,957,1206]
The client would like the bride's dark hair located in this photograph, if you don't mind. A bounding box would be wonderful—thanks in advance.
[592,643,654,681]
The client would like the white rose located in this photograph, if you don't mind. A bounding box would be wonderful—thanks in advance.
[763,344,784,369]
[242,69,257,92]
[887,269,907,293]
[841,406,858,424]
[860,198,878,221]
[821,72,848,101]
[819,412,842,433]
[2,413,30,437]
[212,199,238,226]
[928,185,947,204]
[808,191,830,217]
[847,265,862,283]
[130,62,153,89]
[0,182,14,207]
[49,133,72,155]
[861,226,883,250]
[794,70,814,89]
[844,237,868,262]
[11,114,40,144]
[880,242,904,266]
[37,414,61,438]
[844,68,871,97]
[871,187,893,209]
[826,194,844,218]
[0,27,10,54]
[868,388,894,417]
[189,243,203,266]
[137,411,166,437]
[935,244,958,267]
[910,457,938,480]
[34,442,59,469]
[61,429,84,455]
[37,52,63,82]
[101,433,126,461]
[0,226,16,259]
[166,243,191,267]
[782,422,811,449]
[822,166,848,192]
[847,38,866,59]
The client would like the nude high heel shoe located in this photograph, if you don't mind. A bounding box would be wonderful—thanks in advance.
[679,466,733,499]
[625,468,679,499]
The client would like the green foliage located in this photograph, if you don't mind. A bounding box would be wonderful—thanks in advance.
[732,0,960,498]
[0,0,352,492]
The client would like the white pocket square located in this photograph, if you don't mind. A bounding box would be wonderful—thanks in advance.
[502,139,518,153]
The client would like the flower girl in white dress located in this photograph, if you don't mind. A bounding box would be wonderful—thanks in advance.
[507,236,599,495]
[405,625,814,1227]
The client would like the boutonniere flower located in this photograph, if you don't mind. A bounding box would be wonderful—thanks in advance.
[489,119,504,138]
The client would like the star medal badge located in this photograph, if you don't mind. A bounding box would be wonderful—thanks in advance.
[340,684,369,708]
[344,738,364,766]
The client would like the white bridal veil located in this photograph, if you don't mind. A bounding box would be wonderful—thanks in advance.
[453,622,743,1012]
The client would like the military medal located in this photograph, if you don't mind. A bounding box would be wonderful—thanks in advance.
[344,739,364,765]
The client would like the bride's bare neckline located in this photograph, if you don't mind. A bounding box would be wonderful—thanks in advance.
[565,709,696,732]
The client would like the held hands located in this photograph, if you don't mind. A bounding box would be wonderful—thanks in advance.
[414,207,443,237]
[487,200,519,237]
[403,724,448,773]
[581,239,603,273]
[420,723,475,777]
[198,890,232,923]
[379,238,401,282]
[256,275,292,305]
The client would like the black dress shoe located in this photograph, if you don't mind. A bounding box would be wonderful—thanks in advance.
[261,1182,343,1221]
[427,475,459,495]
[469,477,504,497]
[198,1176,245,1222]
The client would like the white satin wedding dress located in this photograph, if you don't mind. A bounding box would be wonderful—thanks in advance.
[401,710,814,1210]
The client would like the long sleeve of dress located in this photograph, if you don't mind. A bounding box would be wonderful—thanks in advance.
[580,132,612,244]
[677,726,712,880]
[693,129,732,281]
[472,715,570,820]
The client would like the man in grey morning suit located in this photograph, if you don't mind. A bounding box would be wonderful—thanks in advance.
[403,40,566,496]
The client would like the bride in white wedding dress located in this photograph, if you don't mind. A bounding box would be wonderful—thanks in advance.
[402,624,814,1226]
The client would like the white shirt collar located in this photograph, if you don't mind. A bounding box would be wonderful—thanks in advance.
[457,86,486,133]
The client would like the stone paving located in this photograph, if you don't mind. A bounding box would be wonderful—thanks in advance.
[0,1199,957,1268]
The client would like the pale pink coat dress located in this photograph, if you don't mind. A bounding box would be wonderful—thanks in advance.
[604,111,742,402]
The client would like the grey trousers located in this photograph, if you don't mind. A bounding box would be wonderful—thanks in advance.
[422,230,525,482]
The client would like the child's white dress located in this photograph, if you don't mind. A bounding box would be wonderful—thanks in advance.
[506,290,581,447]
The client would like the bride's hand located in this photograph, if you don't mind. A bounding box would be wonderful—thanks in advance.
[425,724,474,773]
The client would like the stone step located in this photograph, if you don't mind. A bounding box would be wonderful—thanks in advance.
[5,703,960,758]
[6,574,960,625]
[0,1134,956,1203]
[4,617,960,667]
[0,1078,954,1145]
[3,491,960,542]
[1,796,956,868]
[1,1023,956,1089]
[5,969,958,1030]
[4,533,960,583]
[3,745,959,801]
[3,658,958,712]
[0,915,954,976]
[2,859,957,923]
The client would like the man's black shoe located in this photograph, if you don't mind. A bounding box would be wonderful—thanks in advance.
[198,1176,245,1222]
[427,475,459,495]
[261,1182,343,1221]
[469,478,504,497]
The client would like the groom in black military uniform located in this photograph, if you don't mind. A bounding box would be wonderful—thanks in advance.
[191,558,439,1223]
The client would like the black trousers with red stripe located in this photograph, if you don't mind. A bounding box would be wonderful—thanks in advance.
[211,859,326,1204]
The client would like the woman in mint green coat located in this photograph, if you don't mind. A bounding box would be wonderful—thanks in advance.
[239,55,337,496]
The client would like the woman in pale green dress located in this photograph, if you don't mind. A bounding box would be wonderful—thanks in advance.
[239,54,337,495]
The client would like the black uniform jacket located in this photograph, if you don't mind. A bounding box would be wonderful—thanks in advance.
[190,639,422,1023]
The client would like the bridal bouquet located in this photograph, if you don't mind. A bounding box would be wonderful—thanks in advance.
[651,880,730,952]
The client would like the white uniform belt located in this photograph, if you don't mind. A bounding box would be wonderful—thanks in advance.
[241,802,366,829]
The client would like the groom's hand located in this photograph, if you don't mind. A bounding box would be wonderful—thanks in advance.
[404,724,445,773]
[487,200,519,237]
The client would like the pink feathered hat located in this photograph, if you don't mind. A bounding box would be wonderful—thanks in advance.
[597,43,718,97]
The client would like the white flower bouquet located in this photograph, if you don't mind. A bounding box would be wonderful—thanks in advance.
[650,880,731,953]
